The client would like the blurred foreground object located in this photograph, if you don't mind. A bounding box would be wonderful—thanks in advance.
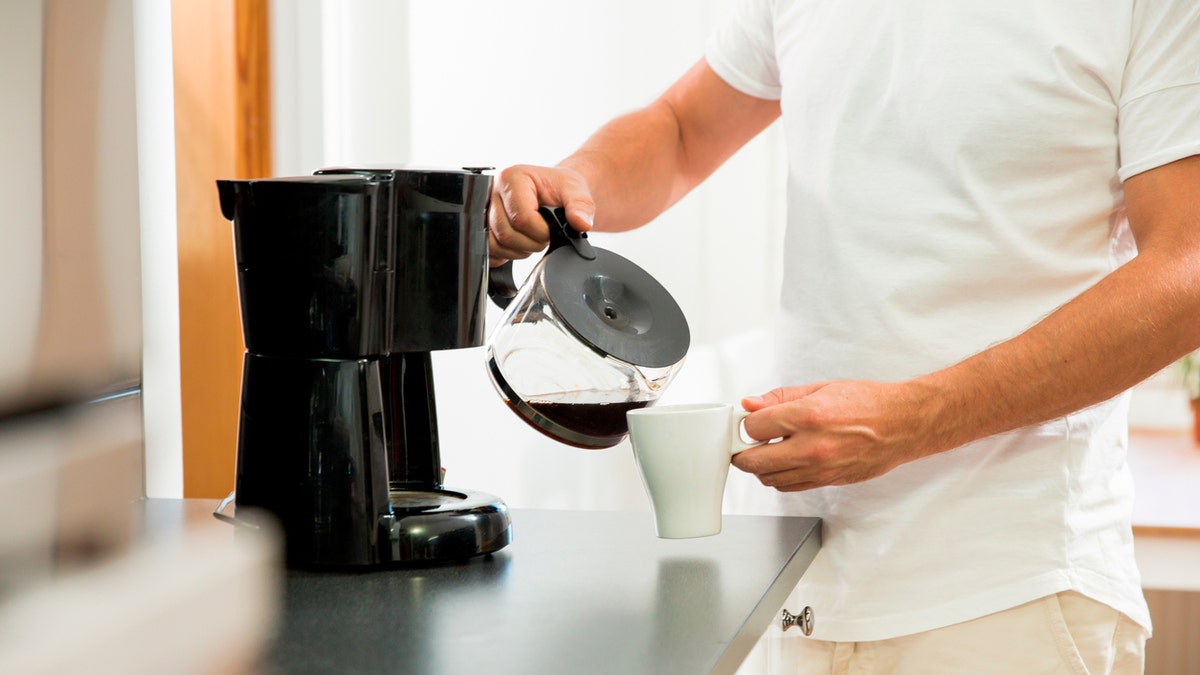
[0,397,281,674]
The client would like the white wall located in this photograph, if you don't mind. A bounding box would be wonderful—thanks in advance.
[271,0,413,172]
[133,0,183,497]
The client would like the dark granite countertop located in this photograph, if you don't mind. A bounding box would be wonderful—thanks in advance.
[142,500,819,675]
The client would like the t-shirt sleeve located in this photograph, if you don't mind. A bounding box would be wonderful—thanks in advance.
[704,0,782,100]
[1117,0,1200,180]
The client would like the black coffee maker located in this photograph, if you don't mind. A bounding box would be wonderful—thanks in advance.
[216,167,511,568]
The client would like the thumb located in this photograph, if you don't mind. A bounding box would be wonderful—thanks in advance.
[547,167,596,232]
[741,383,827,411]
[562,199,596,232]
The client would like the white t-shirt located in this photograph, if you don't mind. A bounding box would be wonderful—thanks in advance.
[706,0,1200,642]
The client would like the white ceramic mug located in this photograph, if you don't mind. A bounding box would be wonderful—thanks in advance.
[626,403,764,539]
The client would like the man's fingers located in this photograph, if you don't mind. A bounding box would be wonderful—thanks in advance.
[732,444,828,492]
[562,199,596,232]
[742,383,828,411]
[490,164,598,263]
[490,215,546,255]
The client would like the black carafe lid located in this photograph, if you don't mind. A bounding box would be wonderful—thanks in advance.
[538,207,690,369]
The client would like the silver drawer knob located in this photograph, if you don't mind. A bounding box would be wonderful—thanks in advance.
[781,606,814,636]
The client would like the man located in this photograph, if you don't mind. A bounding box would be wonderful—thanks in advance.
[488,1,1200,672]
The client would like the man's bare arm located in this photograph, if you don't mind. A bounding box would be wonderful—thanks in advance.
[920,155,1200,452]
[489,59,780,262]
[560,58,781,232]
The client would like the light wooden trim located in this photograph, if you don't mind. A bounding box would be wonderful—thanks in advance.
[235,0,272,179]
[1133,526,1200,540]
[173,0,271,498]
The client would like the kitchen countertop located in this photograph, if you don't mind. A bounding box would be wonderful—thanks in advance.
[141,500,821,675]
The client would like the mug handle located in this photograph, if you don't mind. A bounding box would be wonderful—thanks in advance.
[731,409,768,456]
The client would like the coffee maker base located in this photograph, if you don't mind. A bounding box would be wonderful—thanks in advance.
[379,488,512,564]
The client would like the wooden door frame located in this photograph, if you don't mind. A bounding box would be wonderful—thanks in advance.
[172,0,271,498]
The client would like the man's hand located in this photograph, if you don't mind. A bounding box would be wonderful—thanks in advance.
[732,380,947,491]
[488,165,596,266]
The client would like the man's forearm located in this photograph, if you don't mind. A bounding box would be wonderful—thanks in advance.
[557,102,691,233]
[916,242,1200,455]
[912,156,1200,455]
[557,59,782,233]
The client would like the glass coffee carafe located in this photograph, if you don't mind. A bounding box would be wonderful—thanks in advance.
[486,207,690,448]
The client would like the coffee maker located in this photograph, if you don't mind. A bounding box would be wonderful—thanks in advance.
[216,167,511,568]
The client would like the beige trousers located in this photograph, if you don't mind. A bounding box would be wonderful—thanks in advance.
[737,591,1148,675]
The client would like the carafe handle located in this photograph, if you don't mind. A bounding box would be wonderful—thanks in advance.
[487,206,595,309]
[487,262,520,310]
